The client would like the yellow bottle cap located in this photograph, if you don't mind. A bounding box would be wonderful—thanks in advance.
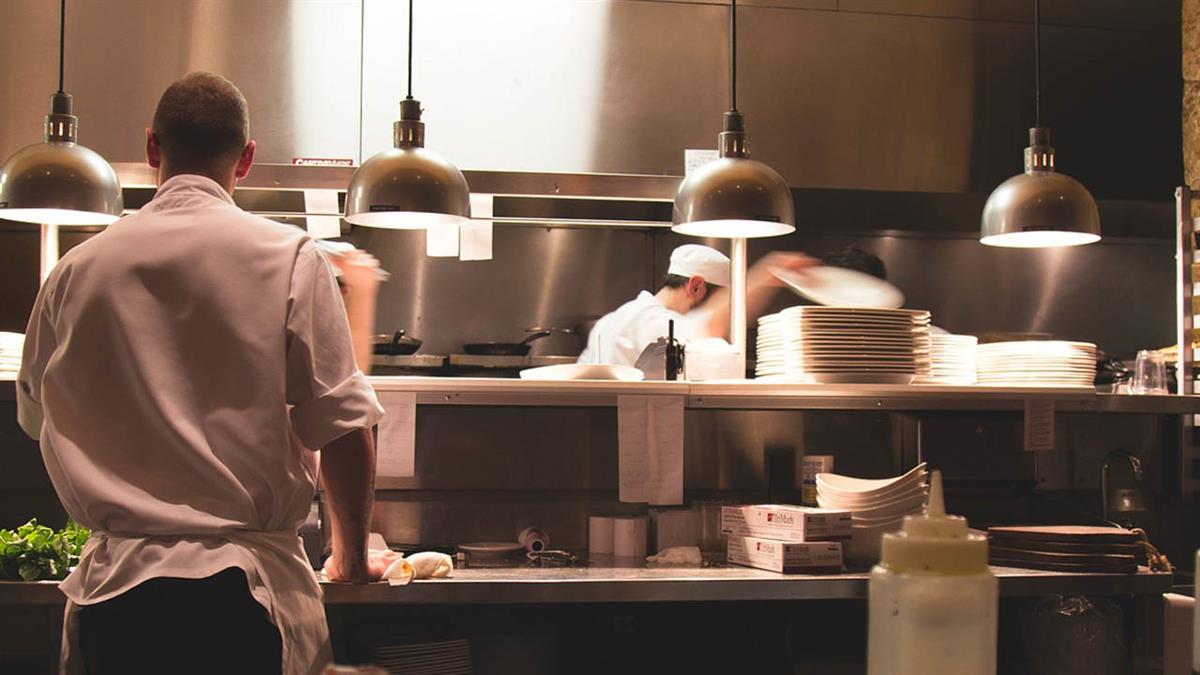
[878,470,989,575]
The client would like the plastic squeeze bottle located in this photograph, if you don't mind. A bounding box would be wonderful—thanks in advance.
[867,471,997,675]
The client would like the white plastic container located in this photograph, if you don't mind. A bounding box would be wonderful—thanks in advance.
[867,471,997,675]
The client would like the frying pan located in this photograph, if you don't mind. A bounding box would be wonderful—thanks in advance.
[373,330,423,356]
[462,329,554,356]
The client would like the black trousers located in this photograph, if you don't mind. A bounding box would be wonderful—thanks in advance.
[77,567,283,675]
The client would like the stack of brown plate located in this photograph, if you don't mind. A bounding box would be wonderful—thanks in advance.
[987,525,1143,574]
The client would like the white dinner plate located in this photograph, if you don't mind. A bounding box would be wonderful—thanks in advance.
[772,262,906,303]
[802,372,917,384]
[780,304,922,318]
[785,317,928,328]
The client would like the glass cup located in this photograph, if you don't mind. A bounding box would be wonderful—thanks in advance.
[1130,349,1168,395]
[695,500,726,564]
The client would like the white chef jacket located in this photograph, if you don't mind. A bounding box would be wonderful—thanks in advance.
[577,291,712,367]
[16,174,384,675]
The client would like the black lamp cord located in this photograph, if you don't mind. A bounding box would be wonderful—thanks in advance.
[730,0,737,112]
[57,0,66,94]
[1033,0,1040,127]
[406,0,413,100]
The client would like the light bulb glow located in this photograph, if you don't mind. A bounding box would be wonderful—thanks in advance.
[345,210,471,230]
[671,218,795,238]
[0,207,118,226]
[980,230,1100,248]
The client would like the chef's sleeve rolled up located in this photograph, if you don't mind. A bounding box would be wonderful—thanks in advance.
[285,241,384,450]
[16,275,58,439]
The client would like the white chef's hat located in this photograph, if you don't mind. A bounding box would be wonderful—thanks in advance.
[668,244,731,287]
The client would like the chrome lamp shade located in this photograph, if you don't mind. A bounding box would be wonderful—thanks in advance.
[345,99,470,229]
[0,93,122,226]
[980,127,1099,248]
[672,112,795,238]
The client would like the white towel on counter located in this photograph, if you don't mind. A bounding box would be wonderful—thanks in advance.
[646,546,702,566]
[406,551,454,579]
[382,551,454,586]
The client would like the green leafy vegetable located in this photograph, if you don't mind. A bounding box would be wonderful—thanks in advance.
[0,519,89,581]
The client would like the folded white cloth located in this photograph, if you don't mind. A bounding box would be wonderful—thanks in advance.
[406,551,454,579]
[646,546,702,565]
[382,556,414,586]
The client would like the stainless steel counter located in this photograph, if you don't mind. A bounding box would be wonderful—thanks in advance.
[0,566,1173,607]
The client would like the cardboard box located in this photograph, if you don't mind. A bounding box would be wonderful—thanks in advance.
[721,504,851,542]
[801,455,835,507]
[727,536,843,574]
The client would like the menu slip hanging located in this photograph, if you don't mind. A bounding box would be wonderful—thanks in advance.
[1024,399,1055,452]
[617,395,685,505]
[376,391,417,478]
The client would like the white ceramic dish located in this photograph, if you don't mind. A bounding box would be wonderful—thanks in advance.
[779,305,924,318]
[815,464,927,498]
[822,489,928,519]
[818,482,929,510]
[801,372,917,385]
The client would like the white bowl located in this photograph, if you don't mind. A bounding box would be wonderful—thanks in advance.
[815,463,927,501]
[815,483,929,510]
[820,489,927,520]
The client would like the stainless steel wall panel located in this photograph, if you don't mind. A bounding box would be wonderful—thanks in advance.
[838,0,1177,30]
[360,0,616,173]
[0,0,362,165]
[352,224,655,354]
[0,0,1181,194]
[0,2,60,168]
[736,8,1179,197]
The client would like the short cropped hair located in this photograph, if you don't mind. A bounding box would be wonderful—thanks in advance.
[152,71,249,174]
[821,246,887,281]
[660,273,718,300]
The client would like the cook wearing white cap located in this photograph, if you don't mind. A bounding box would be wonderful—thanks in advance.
[578,244,815,367]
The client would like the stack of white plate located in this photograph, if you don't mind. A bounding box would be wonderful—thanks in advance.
[754,307,932,384]
[976,340,1097,387]
[755,313,785,378]
[816,464,929,563]
[373,639,471,674]
[0,332,23,380]
[920,334,977,385]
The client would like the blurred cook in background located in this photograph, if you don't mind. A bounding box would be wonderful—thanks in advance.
[320,242,385,373]
[578,244,815,367]
[820,245,887,281]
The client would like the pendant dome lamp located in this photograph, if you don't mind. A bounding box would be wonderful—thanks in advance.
[672,0,794,238]
[980,0,1099,248]
[345,0,470,229]
[0,0,122,226]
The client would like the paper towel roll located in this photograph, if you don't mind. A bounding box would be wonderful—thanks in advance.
[589,516,614,554]
[518,526,550,553]
[613,515,648,559]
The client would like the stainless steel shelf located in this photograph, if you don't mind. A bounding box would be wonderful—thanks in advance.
[0,566,1172,607]
[368,377,1200,414]
[5,378,1200,413]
